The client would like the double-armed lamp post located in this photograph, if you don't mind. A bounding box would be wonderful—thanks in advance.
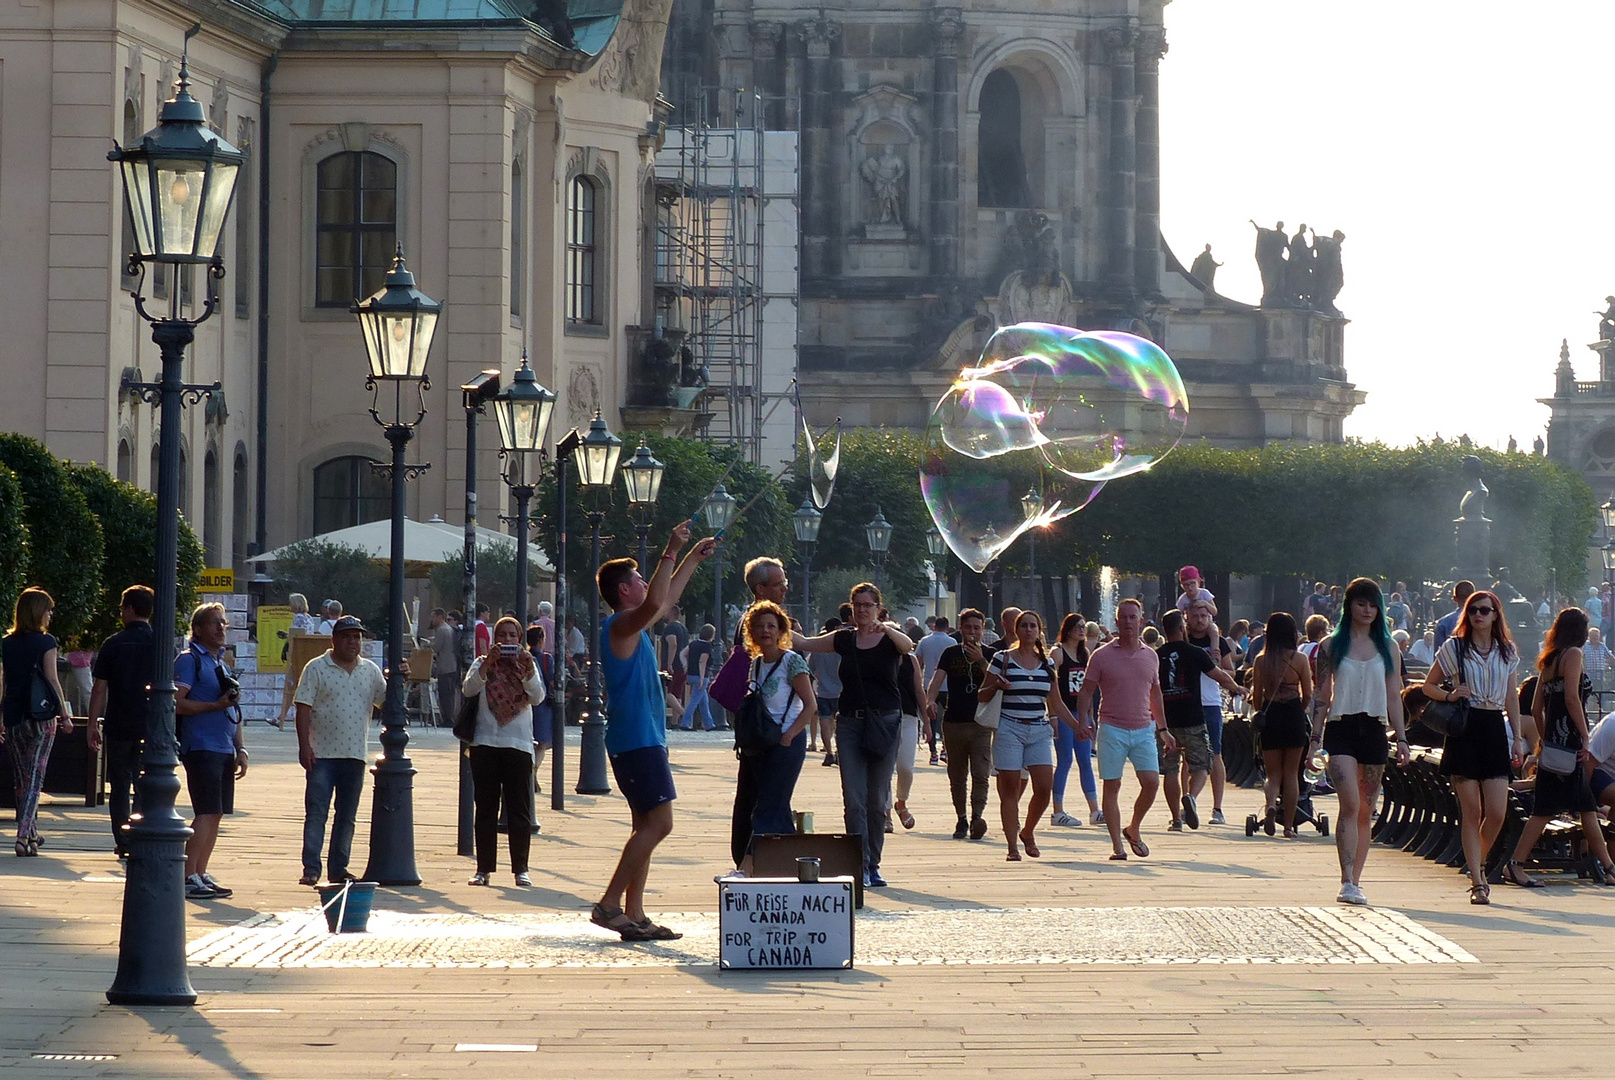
[492,353,557,631]
[793,498,822,629]
[865,507,894,591]
[621,439,666,569]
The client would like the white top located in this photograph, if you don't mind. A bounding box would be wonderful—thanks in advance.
[1588,713,1615,769]
[1434,638,1518,710]
[462,655,546,750]
[1175,587,1216,611]
[1329,654,1390,719]
[1408,639,1436,666]
[916,630,954,684]
[751,652,809,728]
[293,652,388,760]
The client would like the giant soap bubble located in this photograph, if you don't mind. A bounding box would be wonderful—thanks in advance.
[920,322,1189,571]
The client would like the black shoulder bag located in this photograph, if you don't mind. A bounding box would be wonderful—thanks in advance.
[734,655,790,755]
[1422,638,1470,740]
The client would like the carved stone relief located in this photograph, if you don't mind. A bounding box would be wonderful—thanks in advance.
[567,364,602,427]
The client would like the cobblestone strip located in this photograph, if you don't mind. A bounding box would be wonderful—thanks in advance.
[188,906,1476,970]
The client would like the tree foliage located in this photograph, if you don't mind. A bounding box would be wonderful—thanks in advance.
[0,463,29,625]
[531,435,792,629]
[0,434,104,642]
[785,428,932,613]
[67,463,204,643]
[268,539,389,632]
[427,538,545,617]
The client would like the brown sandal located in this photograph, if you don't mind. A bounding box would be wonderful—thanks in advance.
[634,918,683,941]
[591,902,653,941]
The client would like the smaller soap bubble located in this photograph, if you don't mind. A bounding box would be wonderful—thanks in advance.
[803,417,841,509]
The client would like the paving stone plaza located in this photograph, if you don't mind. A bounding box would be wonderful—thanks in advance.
[3,727,1612,1077]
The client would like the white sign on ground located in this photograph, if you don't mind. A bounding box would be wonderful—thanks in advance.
[718,878,854,970]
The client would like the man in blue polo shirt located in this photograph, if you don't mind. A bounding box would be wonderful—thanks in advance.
[175,602,248,900]
[1434,580,1475,651]
[590,520,715,943]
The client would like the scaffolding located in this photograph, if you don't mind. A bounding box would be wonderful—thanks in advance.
[655,90,790,462]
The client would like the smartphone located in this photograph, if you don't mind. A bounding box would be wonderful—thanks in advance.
[499,644,521,657]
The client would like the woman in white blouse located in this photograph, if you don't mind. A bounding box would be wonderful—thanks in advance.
[1311,579,1410,907]
[1420,589,1524,904]
[461,616,546,887]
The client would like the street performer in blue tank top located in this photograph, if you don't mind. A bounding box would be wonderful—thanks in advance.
[590,519,717,942]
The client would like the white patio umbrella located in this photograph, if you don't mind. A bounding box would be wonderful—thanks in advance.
[250,515,553,580]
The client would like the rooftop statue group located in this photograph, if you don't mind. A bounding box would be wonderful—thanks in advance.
[1239,221,1347,315]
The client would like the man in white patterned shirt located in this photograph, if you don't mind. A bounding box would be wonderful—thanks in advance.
[294,616,388,886]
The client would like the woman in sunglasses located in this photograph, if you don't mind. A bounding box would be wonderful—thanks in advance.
[1421,589,1525,904]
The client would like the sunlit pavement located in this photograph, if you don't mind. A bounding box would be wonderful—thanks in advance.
[3,724,1613,1077]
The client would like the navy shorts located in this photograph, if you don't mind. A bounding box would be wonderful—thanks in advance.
[183,750,236,816]
[1593,767,1615,799]
[610,744,678,814]
[817,695,839,719]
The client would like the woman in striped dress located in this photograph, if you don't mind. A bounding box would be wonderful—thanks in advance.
[979,610,1091,861]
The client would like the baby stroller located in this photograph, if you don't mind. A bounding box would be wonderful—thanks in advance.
[1244,724,1330,837]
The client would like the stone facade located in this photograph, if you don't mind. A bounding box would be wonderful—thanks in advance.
[1544,326,1615,504]
[666,0,1363,444]
[0,0,676,572]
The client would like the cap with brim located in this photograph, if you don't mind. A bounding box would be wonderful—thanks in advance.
[1178,565,1201,582]
[331,616,365,634]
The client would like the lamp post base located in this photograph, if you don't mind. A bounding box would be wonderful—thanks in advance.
[363,756,422,885]
[577,698,612,795]
[106,766,196,1006]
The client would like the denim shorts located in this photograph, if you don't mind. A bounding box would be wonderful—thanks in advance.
[1202,704,1225,756]
[609,745,677,814]
[1097,724,1160,781]
[992,719,1055,772]
[817,696,839,719]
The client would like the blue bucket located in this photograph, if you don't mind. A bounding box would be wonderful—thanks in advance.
[315,881,377,933]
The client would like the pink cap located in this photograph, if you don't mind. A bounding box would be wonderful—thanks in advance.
[1178,565,1201,583]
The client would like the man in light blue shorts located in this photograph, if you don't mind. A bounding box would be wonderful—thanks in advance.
[1076,599,1173,861]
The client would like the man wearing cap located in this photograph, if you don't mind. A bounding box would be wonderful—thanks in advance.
[293,615,388,886]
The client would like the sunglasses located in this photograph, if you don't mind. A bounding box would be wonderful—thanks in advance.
[1470,606,1494,615]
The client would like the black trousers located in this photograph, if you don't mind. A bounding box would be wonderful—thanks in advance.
[731,750,759,868]
[469,745,533,875]
[106,738,143,852]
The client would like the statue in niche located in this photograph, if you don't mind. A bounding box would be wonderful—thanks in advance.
[1189,244,1222,290]
[860,143,907,226]
[1250,220,1287,307]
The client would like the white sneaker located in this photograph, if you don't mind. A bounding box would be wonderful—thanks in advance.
[1050,811,1081,827]
[1089,810,1106,826]
[1336,882,1367,906]
[1209,809,1227,826]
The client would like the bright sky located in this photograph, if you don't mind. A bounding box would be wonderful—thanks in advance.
[1158,1,1615,450]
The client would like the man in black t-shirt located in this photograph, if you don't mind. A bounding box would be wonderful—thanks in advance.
[1186,599,1237,824]
[87,585,157,858]
[925,608,998,840]
[1157,609,1237,831]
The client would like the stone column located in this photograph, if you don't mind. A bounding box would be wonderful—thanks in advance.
[798,15,841,280]
[750,22,784,129]
[1133,27,1167,297]
[929,8,965,281]
[1100,25,1137,298]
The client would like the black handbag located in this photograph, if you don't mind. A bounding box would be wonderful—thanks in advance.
[27,666,59,721]
[1422,639,1469,739]
[453,691,480,742]
[734,656,790,755]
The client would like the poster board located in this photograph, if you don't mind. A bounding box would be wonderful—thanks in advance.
[718,877,855,970]
[255,606,293,674]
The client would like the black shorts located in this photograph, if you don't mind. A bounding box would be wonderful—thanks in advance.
[1322,713,1389,767]
[609,745,678,815]
[183,750,236,816]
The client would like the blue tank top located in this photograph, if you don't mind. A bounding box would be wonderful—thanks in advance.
[601,612,666,754]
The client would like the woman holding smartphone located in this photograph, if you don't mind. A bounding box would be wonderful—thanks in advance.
[461,616,545,886]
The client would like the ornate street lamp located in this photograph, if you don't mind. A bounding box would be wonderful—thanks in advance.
[793,497,823,629]
[107,37,242,1007]
[621,439,666,569]
[576,411,622,795]
[492,352,557,629]
[865,507,894,590]
[1021,487,1044,582]
[702,483,739,645]
[1602,497,1615,537]
[351,246,441,887]
[926,525,946,620]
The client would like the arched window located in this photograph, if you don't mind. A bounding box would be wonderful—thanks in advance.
[316,151,397,306]
[203,448,222,566]
[313,455,388,535]
[232,447,250,571]
[978,70,1032,209]
[566,175,598,324]
[511,158,525,319]
[117,439,133,483]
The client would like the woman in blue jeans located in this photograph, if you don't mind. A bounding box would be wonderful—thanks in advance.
[679,623,718,730]
[798,583,915,887]
[733,602,817,875]
[1051,615,1101,826]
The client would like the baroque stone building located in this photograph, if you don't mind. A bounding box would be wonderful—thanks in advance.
[665,0,1364,445]
[0,0,677,573]
[1543,301,1615,504]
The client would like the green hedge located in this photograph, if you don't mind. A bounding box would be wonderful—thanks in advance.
[67,462,204,642]
[0,435,104,642]
[0,463,29,624]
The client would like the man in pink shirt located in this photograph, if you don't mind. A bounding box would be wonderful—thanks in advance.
[1076,599,1173,860]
